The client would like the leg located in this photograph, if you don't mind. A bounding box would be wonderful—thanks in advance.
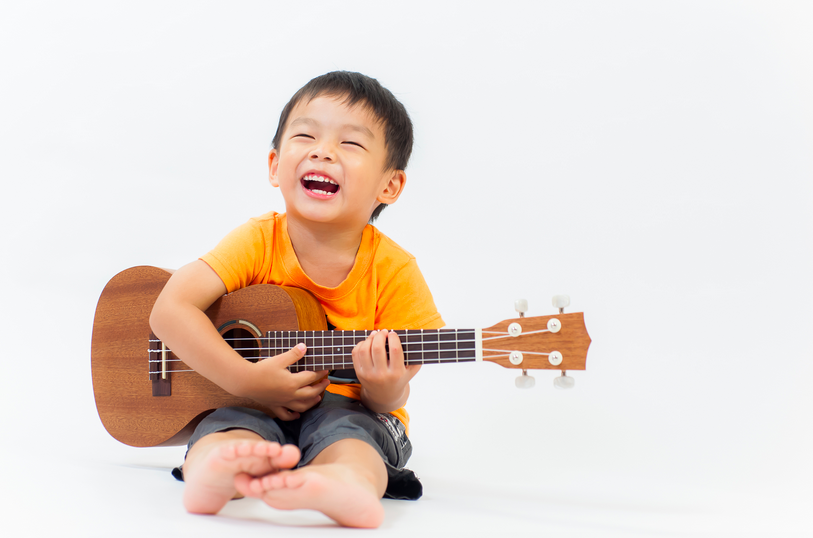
[234,438,387,528]
[182,429,300,514]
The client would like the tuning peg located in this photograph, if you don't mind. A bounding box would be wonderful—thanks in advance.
[514,299,528,318]
[515,369,535,389]
[553,371,575,389]
[552,295,570,313]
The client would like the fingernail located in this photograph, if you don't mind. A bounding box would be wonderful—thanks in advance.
[296,343,306,352]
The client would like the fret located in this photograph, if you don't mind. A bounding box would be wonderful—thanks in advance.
[339,331,349,369]
[402,329,422,365]
[327,332,335,368]
[302,330,309,372]
[286,330,295,372]
[327,330,334,369]
[305,331,311,370]
[290,331,296,371]
[334,331,342,369]
[439,330,457,361]
[340,330,349,367]
[295,331,300,368]
[457,329,476,360]
[319,330,326,369]
[422,329,440,363]
[312,331,318,370]
[305,331,322,370]
[317,331,323,369]
[327,330,333,370]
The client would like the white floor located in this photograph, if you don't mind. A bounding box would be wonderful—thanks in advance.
[5,425,811,537]
[2,301,810,537]
[2,2,812,536]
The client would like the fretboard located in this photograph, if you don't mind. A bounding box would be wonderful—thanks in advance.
[269,328,480,372]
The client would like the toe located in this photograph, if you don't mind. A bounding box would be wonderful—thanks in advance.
[219,443,237,461]
[282,471,307,489]
[277,445,302,468]
[234,473,257,498]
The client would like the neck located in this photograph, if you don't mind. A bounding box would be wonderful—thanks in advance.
[272,328,482,372]
[285,214,366,287]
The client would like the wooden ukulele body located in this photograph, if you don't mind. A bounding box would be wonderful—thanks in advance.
[90,266,326,447]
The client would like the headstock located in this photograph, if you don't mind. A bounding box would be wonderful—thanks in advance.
[480,295,591,389]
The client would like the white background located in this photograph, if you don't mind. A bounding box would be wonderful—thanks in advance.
[1,1,811,536]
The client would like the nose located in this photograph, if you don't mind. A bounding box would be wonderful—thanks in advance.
[309,141,335,162]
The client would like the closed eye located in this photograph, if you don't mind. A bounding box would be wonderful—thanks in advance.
[292,133,314,140]
[342,141,365,149]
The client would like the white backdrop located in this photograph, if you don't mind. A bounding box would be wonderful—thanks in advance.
[1,1,811,536]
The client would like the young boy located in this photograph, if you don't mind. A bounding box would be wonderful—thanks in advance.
[149,71,444,529]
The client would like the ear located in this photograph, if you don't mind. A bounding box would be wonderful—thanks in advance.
[268,149,280,187]
[376,170,406,205]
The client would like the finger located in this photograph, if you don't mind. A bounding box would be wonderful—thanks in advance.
[370,330,390,369]
[387,330,405,369]
[273,343,307,366]
[289,369,329,387]
[352,331,375,372]
[286,396,322,412]
[404,363,422,382]
[293,380,329,399]
[271,406,299,421]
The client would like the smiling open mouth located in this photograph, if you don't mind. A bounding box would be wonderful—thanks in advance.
[302,174,339,195]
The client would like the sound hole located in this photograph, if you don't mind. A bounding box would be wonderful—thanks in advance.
[222,327,260,363]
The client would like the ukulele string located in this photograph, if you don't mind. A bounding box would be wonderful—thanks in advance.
[147,348,544,375]
[148,334,484,374]
[146,330,548,375]
[480,329,553,341]
[148,335,481,355]
[147,343,482,362]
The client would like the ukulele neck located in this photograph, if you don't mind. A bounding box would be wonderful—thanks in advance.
[273,328,482,372]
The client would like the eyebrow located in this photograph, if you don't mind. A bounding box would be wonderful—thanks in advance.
[289,117,375,139]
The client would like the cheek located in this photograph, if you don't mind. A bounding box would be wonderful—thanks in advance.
[277,150,306,176]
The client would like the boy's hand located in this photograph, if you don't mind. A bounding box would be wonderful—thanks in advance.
[352,330,420,413]
[241,343,330,420]
[150,262,328,421]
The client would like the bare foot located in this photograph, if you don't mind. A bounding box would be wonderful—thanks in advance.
[234,464,385,528]
[182,437,300,515]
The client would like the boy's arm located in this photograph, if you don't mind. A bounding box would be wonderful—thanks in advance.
[353,330,419,413]
[149,260,329,420]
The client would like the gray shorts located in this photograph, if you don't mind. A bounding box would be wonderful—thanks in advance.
[172,392,422,500]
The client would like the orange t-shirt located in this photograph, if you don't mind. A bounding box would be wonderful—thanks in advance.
[200,212,444,428]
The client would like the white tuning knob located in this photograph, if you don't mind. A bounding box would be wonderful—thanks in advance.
[514,299,528,317]
[553,372,575,389]
[515,370,535,389]
[552,295,570,313]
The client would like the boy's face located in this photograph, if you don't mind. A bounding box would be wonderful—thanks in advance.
[269,95,405,228]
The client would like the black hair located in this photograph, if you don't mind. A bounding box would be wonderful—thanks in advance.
[271,71,413,222]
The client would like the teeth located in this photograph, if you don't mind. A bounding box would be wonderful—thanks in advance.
[303,174,337,185]
[311,189,335,195]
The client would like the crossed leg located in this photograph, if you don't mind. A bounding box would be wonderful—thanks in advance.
[180,429,300,515]
[181,430,388,528]
[234,438,388,528]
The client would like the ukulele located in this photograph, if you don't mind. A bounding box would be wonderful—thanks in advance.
[91,266,591,447]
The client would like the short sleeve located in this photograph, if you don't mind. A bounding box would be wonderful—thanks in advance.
[375,258,444,330]
[200,217,272,293]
